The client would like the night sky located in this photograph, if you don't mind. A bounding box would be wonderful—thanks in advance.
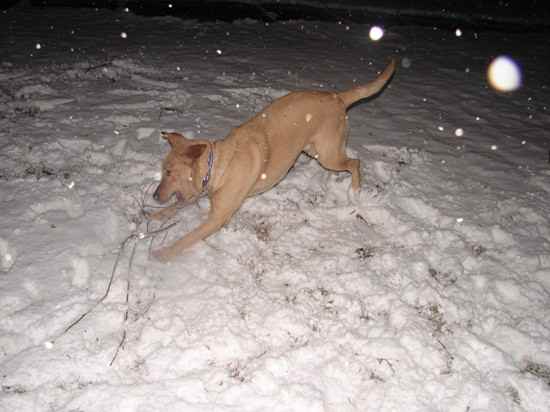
[3,0,549,32]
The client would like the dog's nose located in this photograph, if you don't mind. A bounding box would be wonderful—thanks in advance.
[153,185,160,201]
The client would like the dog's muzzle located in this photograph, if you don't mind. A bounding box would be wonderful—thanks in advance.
[153,185,186,204]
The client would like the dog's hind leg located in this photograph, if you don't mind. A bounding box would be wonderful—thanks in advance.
[312,119,361,191]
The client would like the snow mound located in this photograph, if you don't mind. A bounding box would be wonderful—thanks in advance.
[14,84,58,99]
[0,237,16,272]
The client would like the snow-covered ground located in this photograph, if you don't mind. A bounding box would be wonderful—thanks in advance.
[1,6,550,412]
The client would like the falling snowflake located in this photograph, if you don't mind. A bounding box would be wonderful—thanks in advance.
[487,55,521,92]
[120,32,127,39]
[35,43,42,50]
[455,128,464,137]
[369,26,384,41]
[455,28,462,37]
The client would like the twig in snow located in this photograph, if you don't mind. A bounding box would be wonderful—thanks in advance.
[135,182,160,213]
[158,106,183,121]
[59,181,187,363]
[61,234,134,335]
[377,357,396,375]
[60,222,178,336]
[85,62,110,73]
[355,213,370,226]
[109,239,138,366]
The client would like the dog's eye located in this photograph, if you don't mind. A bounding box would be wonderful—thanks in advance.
[165,170,171,177]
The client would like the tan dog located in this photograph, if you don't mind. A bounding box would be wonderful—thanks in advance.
[149,60,396,261]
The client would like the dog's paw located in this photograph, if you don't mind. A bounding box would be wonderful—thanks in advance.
[144,210,159,221]
[151,247,175,262]
[145,207,178,222]
[347,186,362,205]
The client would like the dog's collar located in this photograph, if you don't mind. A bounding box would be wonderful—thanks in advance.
[201,145,214,191]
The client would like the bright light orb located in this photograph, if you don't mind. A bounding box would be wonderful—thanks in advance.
[487,56,522,92]
[369,26,384,41]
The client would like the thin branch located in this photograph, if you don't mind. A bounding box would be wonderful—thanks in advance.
[85,62,110,73]
[60,222,177,337]
[109,330,126,367]
[58,182,186,365]
[62,235,134,335]
[109,239,138,366]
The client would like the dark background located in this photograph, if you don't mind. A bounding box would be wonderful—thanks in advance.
[3,0,549,31]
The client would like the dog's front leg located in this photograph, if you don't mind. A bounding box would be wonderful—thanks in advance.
[151,209,232,261]
[152,174,259,261]
[152,146,263,261]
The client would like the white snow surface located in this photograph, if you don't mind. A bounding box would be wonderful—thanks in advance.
[1,7,550,412]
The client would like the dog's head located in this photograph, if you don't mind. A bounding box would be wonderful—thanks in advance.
[153,132,208,204]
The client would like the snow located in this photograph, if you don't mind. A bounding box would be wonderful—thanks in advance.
[1,6,550,412]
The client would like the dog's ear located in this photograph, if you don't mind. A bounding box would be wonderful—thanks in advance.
[183,144,207,161]
[161,131,188,148]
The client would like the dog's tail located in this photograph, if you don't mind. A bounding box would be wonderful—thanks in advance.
[338,59,396,108]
